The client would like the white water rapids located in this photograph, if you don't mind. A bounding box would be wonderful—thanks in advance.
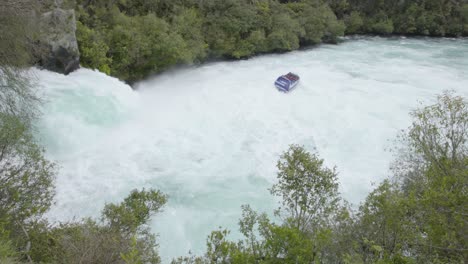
[35,37,468,262]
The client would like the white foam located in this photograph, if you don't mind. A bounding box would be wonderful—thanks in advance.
[35,37,468,262]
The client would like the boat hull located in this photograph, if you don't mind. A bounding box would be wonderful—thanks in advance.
[275,80,299,92]
[274,73,300,92]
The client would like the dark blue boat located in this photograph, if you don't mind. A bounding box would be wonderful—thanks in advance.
[275,72,300,92]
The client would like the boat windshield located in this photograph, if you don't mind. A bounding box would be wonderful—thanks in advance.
[285,73,299,81]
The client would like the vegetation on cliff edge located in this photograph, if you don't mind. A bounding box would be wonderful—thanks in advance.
[74,0,468,82]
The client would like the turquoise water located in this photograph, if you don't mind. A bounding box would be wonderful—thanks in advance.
[35,37,468,262]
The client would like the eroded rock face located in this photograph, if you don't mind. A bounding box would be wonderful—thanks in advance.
[38,5,79,74]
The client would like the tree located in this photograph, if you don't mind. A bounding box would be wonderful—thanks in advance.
[172,145,343,263]
[76,21,112,74]
[0,225,18,264]
[287,2,344,45]
[393,91,468,194]
[0,114,55,223]
[344,11,363,34]
[28,189,168,264]
[266,11,302,52]
[102,188,168,234]
[462,4,468,35]
[236,204,326,264]
[0,3,56,263]
[270,145,340,232]
[409,92,467,169]
[0,113,56,262]
[391,91,468,262]
[201,0,259,58]
[268,145,342,262]
[171,8,208,63]
[354,181,413,263]
[0,0,40,121]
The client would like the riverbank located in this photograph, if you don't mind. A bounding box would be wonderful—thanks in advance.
[16,0,466,83]
[73,0,468,84]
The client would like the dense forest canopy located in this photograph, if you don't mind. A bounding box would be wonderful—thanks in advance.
[75,0,468,82]
[75,0,344,82]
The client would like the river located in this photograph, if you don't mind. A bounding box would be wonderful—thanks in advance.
[35,36,468,262]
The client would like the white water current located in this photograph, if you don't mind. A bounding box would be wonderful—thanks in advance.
[35,37,468,262]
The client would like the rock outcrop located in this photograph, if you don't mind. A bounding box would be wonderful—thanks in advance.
[36,1,79,74]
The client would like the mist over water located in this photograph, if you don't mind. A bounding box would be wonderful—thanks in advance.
[35,37,468,262]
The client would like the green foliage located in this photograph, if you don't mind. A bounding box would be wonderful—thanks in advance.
[355,181,413,263]
[463,4,468,35]
[288,2,345,44]
[266,12,302,52]
[205,229,239,263]
[179,207,327,263]
[171,8,208,63]
[201,0,258,58]
[26,218,161,264]
[271,145,340,232]
[0,226,17,263]
[0,3,55,262]
[174,146,342,263]
[392,91,468,262]
[171,252,205,264]
[103,188,168,233]
[262,223,316,263]
[75,0,345,81]
[26,189,166,264]
[323,11,346,43]
[9,0,468,85]
[72,0,462,81]
[330,0,468,37]
[344,11,364,34]
[352,91,468,263]
[0,114,55,221]
[121,236,143,264]
[320,204,357,263]
[0,114,56,245]
[371,19,394,35]
[408,92,467,167]
[76,21,111,74]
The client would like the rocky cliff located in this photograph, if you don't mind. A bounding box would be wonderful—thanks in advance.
[36,0,79,74]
